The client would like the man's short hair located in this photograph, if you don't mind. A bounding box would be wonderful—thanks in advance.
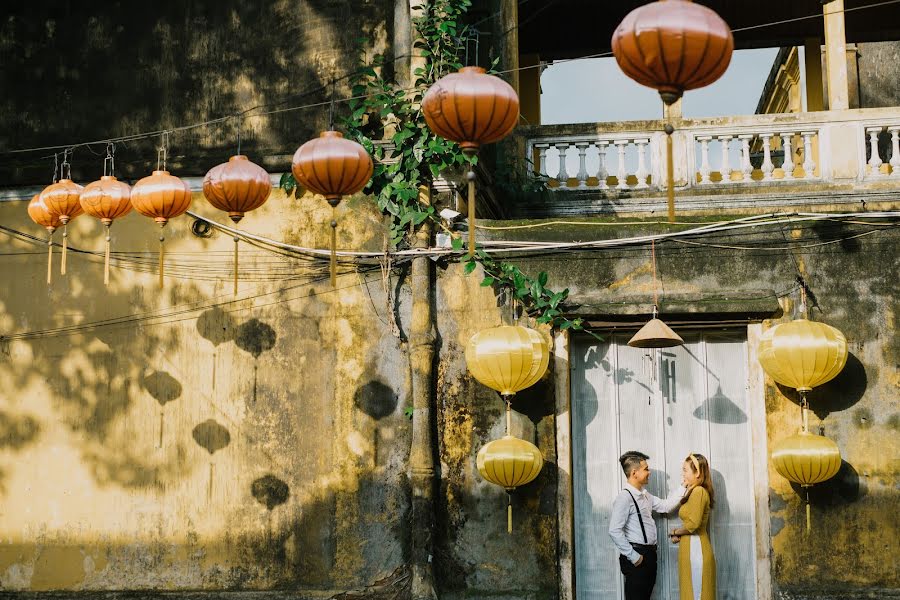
[619,451,649,477]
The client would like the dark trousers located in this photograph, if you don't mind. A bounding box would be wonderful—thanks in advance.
[619,544,657,600]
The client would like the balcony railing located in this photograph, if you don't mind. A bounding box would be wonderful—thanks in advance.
[519,108,900,213]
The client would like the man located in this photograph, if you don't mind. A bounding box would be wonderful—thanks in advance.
[608,451,682,600]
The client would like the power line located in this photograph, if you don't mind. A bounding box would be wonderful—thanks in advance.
[4,0,896,159]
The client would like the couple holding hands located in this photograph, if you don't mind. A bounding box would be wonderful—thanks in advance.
[608,451,716,600]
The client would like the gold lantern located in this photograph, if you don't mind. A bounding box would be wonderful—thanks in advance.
[477,435,543,533]
[771,431,841,532]
[758,319,848,430]
[465,325,550,433]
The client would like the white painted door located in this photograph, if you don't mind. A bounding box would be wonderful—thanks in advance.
[571,331,757,600]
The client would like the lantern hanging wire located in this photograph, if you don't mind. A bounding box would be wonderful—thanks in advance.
[157,132,168,288]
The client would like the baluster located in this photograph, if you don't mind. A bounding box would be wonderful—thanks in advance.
[615,140,629,190]
[889,126,900,177]
[556,143,570,187]
[801,131,817,178]
[596,141,609,189]
[718,135,733,183]
[761,133,774,181]
[575,142,590,189]
[634,138,650,188]
[534,143,549,177]
[738,134,753,181]
[866,127,884,177]
[697,136,712,184]
[780,133,795,179]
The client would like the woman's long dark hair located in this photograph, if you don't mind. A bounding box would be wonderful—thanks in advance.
[680,453,715,509]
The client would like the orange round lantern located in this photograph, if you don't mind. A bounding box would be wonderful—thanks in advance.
[203,155,272,295]
[27,194,62,285]
[40,178,84,276]
[291,130,373,286]
[422,66,520,256]
[130,170,192,287]
[612,0,733,224]
[80,175,133,286]
[611,0,734,106]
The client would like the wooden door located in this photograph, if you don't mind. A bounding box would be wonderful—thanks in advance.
[571,331,757,600]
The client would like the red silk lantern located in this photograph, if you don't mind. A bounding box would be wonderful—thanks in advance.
[612,0,733,223]
[27,194,61,284]
[291,131,372,286]
[40,178,83,275]
[422,66,520,255]
[203,155,272,295]
[130,170,192,287]
[80,175,132,285]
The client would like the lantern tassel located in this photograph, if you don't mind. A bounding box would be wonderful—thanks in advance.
[233,236,239,296]
[507,492,513,534]
[46,233,53,285]
[61,223,68,275]
[104,225,111,286]
[158,229,165,289]
[467,169,476,257]
[805,488,811,533]
[330,213,337,287]
[665,125,676,223]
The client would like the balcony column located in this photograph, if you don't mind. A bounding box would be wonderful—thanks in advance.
[738,134,753,181]
[634,139,650,188]
[761,134,775,181]
[823,0,849,110]
[556,143,570,188]
[780,133,795,179]
[575,143,590,189]
[718,135,733,182]
[615,140,630,190]
[889,126,900,177]
[501,0,519,94]
[596,141,609,190]
[866,127,884,177]
[697,136,712,184]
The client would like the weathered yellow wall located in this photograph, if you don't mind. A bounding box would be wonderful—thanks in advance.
[0,190,413,591]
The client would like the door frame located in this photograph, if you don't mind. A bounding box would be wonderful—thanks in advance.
[554,324,773,600]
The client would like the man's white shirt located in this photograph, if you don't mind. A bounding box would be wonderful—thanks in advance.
[608,482,685,564]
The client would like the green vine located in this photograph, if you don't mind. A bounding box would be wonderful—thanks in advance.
[280,0,591,336]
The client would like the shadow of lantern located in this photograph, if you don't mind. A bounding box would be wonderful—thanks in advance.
[251,473,290,545]
[192,418,231,503]
[142,370,183,448]
[196,307,236,400]
[235,318,277,404]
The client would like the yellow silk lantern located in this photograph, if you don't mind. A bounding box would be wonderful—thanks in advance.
[758,319,848,431]
[771,431,841,532]
[477,435,543,533]
[466,325,550,435]
[758,319,847,392]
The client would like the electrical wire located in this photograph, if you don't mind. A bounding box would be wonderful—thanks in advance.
[3,0,897,159]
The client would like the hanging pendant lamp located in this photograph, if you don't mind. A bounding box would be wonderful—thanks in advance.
[130,134,192,288]
[79,146,132,286]
[27,194,61,285]
[612,0,733,222]
[477,435,543,534]
[203,154,271,295]
[291,130,373,286]
[628,239,683,348]
[40,151,83,276]
[422,66,520,256]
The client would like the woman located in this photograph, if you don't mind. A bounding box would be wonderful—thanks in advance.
[669,453,716,600]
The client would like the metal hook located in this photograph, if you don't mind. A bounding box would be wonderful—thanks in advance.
[328,79,336,131]
[157,131,169,172]
[61,148,72,180]
[236,118,242,156]
[52,153,59,183]
[104,143,115,177]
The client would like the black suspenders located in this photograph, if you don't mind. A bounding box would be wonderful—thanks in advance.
[625,489,649,544]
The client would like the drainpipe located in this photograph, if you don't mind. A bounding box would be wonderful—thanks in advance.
[408,185,437,599]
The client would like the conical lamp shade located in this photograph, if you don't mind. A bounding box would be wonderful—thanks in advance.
[627,318,684,348]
